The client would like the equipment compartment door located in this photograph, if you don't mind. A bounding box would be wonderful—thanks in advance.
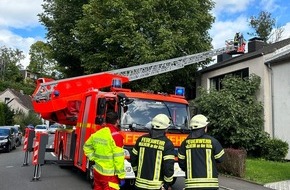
[76,95,92,166]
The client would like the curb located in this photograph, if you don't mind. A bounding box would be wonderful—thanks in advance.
[219,173,265,186]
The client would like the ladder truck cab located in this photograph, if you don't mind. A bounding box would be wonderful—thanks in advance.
[31,36,243,187]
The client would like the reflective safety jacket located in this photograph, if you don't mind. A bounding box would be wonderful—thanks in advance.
[130,130,175,190]
[83,124,125,179]
[178,133,225,190]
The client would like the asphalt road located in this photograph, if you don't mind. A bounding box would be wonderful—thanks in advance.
[0,135,189,190]
[0,134,91,190]
[1,134,270,190]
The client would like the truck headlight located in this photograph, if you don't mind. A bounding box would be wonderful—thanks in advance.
[124,149,130,159]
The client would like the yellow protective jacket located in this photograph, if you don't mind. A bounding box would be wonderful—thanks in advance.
[83,125,125,179]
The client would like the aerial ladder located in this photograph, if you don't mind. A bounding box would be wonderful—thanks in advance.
[32,43,240,124]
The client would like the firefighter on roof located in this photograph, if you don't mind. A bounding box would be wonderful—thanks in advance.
[130,114,175,190]
[178,114,225,190]
[83,112,125,190]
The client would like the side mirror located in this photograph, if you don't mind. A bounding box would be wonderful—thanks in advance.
[95,98,106,125]
[97,98,106,115]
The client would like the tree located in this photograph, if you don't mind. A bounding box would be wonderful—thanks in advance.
[0,102,14,125]
[269,25,285,43]
[39,0,215,95]
[0,46,24,82]
[39,0,88,77]
[195,74,269,154]
[28,41,60,78]
[248,11,276,42]
[13,110,42,132]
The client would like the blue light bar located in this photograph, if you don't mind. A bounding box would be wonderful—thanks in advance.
[112,78,122,88]
[175,86,185,96]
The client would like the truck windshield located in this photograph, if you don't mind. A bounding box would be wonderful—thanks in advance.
[120,98,189,131]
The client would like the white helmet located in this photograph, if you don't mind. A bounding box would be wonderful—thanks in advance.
[190,114,209,129]
[151,114,170,130]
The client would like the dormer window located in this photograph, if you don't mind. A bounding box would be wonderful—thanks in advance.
[4,97,10,104]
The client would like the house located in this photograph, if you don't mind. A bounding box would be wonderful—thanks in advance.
[20,69,38,82]
[0,88,34,115]
[197,37,290,159]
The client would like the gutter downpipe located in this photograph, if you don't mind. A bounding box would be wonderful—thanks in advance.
[266,61,274,138]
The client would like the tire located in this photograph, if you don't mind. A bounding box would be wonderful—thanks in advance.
[16,139,21,147]
[5,143,11,153]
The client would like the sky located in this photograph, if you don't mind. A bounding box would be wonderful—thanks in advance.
[0,0,290,69]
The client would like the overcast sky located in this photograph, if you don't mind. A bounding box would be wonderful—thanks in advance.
[0,0,290,68]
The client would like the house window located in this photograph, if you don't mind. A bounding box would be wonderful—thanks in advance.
[210,68,249,91]
[4,97,10,104]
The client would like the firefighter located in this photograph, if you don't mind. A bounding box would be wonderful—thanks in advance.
[178,114,225,190]
[130,114,175,190]
[234,32,240,48]
[83,112,125,190]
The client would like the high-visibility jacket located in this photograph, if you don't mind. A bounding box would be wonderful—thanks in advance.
[178,133,224,190]
[130,130,175,190]
[83,124,125,179]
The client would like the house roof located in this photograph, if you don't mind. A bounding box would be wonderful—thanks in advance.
[3,89,34,111]
[200,37,290,73]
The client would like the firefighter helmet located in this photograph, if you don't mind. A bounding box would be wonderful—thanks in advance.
[151,114,170,130]
[190,114,209,129]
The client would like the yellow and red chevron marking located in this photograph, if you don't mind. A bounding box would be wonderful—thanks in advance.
[32,141,39,165]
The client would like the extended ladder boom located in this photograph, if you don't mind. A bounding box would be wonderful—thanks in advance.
[31,44,237,124]
[110,45,236,81]
[33,44,236,102]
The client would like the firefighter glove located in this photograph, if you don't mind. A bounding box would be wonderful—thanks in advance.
[119,179,126,187]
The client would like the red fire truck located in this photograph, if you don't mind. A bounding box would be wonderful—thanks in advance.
[31,40,243,187]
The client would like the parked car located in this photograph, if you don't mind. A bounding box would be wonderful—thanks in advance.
[34,125,48,133]
[48,124,60,134]
[0,126,17,152]
[11,126,23,147]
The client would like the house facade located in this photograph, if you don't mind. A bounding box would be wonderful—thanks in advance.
[197,38,290,159]
[0,88,33,115]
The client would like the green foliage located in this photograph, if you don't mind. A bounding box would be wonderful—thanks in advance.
[248,11,275,42]
[39,0,214,94]
[28,41,60,78]
[0,103,5,125]
[195,74,266,152]
[0,46,25,82]
[0,102,14,125]
[0,81,35,96]
[13,111,42,132]
[39,0,88,77]
[246,158,290,184]
[261,138,289,161]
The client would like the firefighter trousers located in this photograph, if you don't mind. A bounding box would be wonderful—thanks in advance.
[93,170,120,190]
